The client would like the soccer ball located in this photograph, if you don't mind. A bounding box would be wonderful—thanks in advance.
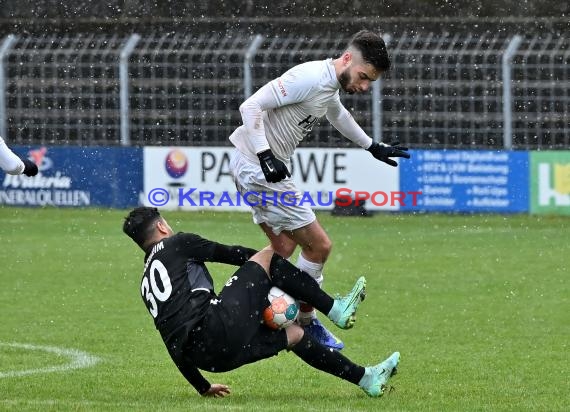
[263,287,299,330]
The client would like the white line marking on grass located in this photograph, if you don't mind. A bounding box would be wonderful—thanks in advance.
[1,399,145,409]
[0,342,100,378]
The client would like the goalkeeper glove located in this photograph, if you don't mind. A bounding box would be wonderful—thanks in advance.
[257,149,291,183]
[21,157,39,177]
[367,141,410,167]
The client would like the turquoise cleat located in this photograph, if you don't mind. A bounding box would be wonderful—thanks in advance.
[328,276,366,329]
[360,352,400,397]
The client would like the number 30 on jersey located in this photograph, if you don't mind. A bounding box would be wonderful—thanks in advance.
[141,260,172,318]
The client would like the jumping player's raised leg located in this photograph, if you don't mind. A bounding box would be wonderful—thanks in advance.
[268,220,344,350]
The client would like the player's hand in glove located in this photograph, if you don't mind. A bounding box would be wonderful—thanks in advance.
[21,157,39,176]
[367,141,410,167]
[257,149,291,183]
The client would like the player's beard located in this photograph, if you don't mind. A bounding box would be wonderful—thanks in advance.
[338,68,354,94]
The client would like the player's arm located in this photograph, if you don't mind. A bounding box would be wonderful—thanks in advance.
[326,101,410,167]
[239,70,316,153]
[240,82,289,183]
[239,70,315,182]
[174,360,230,397]
[0,136,38,176]
[178,233,257,266]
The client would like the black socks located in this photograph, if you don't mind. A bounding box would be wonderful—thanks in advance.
[269,253,334,315]
[291,332,365,385]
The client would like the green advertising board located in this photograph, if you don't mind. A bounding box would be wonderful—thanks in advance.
[530,151,570,214]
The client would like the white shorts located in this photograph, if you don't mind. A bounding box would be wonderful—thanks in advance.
[230,149,316,235]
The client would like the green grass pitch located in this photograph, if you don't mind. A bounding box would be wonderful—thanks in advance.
[0,208,568,411]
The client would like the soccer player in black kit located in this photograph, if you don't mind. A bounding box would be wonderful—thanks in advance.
[123,207,400,398]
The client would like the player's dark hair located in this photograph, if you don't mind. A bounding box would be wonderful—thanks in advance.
[348,30,391,72]
[123,207,162,250]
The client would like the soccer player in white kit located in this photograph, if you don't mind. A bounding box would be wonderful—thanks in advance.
[0,136,38,176]
[229,30,410,350]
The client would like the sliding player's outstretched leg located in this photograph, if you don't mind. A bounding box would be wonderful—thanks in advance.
[267,253,366,330]
[302,276,366,350]
[289,328,400,397]
[327,276,366,329]
[359,352,400,397]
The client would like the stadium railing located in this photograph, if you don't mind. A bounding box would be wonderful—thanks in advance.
[0,32,568,149]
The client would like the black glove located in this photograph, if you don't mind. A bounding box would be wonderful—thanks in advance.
[21,157,38,177]
[257,149,291,183]
[367,141,410,167]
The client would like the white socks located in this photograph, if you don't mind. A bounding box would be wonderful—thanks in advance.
[296,253,324,325]
[296,253,323,286]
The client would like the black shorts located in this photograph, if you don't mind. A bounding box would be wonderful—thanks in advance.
[188,261,288,372]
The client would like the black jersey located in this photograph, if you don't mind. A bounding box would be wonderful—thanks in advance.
[140,232,256,393]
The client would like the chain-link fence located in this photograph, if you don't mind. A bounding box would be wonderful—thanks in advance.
[1,31,568,149]
[2,34,124,145]
[128,33,252,146]
[384,33,508,148]
[512,35,570,148]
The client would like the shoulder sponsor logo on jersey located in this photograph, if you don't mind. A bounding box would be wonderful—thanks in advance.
[277,78,287,97]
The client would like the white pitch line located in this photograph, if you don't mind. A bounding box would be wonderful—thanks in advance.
[0,342,100,378]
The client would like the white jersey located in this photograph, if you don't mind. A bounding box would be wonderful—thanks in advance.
[230,58,372,165]
[0,136,25,175]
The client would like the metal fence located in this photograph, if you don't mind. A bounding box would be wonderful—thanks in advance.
[0,32,568,149]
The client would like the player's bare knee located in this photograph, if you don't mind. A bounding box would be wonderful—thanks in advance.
[285,324,304,348]
[301,238,332,263]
